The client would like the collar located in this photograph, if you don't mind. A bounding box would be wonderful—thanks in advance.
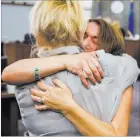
[37,46,83,57]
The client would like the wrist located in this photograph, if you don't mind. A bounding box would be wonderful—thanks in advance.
[62,99,78,116]
[54,55,68,70]
[60,55,71,70]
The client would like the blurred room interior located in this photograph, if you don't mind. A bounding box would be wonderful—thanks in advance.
[1,0,140,136]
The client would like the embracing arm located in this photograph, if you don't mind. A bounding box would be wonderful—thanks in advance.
[2,56,66,85]
[2,52,103,87]
[64,86,133,136]
[31,80,133,136]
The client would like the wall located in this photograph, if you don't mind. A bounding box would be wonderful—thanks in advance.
[2,0,139,42]
[91,0,140,35]
[1,2,93,42]
[1,4,32,42]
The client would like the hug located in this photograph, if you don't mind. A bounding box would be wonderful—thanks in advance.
[2,0,139,136]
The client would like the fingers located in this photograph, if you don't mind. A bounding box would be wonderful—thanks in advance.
[37,81,47,91]
[35,104,49,111]
[31,94,42,103]
[52,79,68,89]
[88,51,97,58]
[78,52,103,86]
[91,58,104,78]
[37,81,53,91]
[77,70,89,89]
[82,61,96,85]
[90,58,103,82]
[88,52,104,78]
[30,88,46,97]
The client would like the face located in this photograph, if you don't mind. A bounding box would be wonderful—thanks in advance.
[82,22,100,52]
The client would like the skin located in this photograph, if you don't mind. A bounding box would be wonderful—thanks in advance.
[2,52,103,88]
[82,22,100,52]
[2,22,104,88]
[30,80,133,136]
[2,22,133,136]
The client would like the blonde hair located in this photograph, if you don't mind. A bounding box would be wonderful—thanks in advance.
[30,0,86,48]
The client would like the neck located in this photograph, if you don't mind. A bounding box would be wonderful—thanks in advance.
[36,35,81,51]
[37,36,80,51]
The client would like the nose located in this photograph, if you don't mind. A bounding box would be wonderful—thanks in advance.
[84,38,91,47]
[86,37,93,45]
[87,36,91,41]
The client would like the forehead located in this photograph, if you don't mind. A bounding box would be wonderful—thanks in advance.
[86,22,100,36]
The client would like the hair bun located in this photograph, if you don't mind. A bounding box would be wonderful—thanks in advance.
[54,0,72,6]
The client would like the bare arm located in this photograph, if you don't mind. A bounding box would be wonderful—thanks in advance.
[2,52,103,87]
[64,86,133,136]
[2,56,66,85]
[31,80,133,136]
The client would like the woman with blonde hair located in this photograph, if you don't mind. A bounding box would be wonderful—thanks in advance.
[30,0,85,52]
[2,0,139,136]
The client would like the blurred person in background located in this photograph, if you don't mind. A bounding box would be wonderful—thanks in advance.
[2,0,139,136]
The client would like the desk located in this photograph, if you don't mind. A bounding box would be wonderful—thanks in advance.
[1,85,19,136]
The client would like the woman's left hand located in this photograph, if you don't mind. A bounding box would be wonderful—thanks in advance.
[30,79,75,114]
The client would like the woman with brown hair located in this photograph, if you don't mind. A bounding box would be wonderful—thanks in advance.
[2,0,139,136]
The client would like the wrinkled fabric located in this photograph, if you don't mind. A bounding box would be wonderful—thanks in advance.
[15,46,139,136]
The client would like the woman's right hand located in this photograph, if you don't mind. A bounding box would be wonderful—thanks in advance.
[2,51,103,87]
[64,52,104,88]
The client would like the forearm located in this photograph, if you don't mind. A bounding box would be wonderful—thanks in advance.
[64,101,117,136]
[2,55,67,85]
[62,86,132,136]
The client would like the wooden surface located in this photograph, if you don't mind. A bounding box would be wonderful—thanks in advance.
[4,42,31,65]
[1,90,15,99]
[1,85,16,98]
[1,56,7,74]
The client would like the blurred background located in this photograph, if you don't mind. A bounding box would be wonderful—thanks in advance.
[1,0,140,136]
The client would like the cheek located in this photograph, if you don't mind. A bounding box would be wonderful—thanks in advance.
[84,44,97,52]
[82,38,98,52]
[83,38,92,46]
[92,45,97,51]
[81,39,88,48]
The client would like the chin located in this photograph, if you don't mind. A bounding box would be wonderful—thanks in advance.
[84,47,97,52]
[84,49,94,52]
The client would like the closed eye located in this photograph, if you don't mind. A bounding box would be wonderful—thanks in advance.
[84,32,88,39]
[93,36,98,39]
